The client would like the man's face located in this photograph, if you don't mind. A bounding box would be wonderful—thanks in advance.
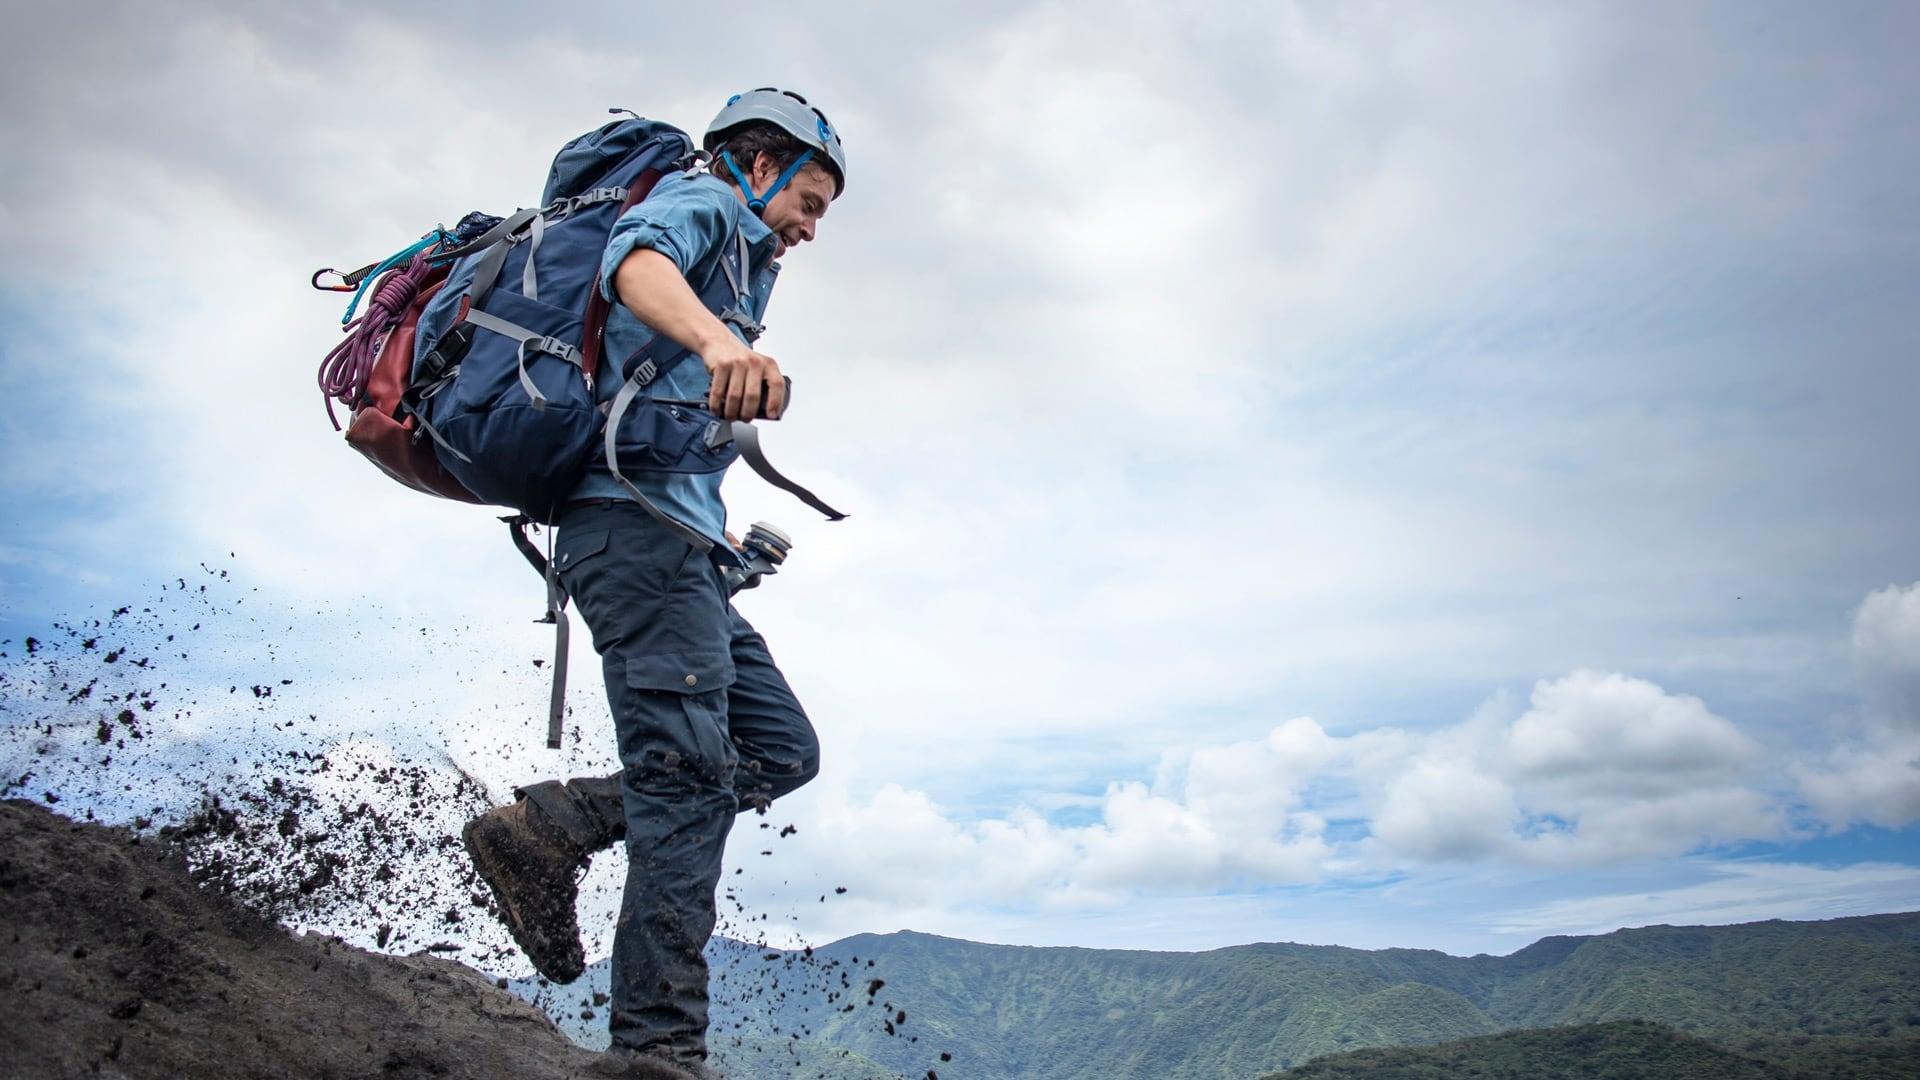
[750,155,836,259]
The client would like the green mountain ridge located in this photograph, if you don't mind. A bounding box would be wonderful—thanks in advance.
[522,911,1920,1079]
[1277,982,1497,1064]
[1263,1019,1920,1079]
[1267,1020,1789,1079]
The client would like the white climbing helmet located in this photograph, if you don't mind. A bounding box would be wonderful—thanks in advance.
[703,87,847,202]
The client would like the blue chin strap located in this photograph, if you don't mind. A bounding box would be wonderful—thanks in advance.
[720,149,815,215]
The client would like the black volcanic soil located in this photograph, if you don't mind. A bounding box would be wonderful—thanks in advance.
[0,798,605,1080]
[0,571,925,1079]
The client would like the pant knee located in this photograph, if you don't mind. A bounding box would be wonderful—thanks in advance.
[743,736,818,808]
[792,746,820,788]
[772,723,820,787]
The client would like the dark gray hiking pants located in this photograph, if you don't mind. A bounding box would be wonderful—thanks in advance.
[519,501,819,1063]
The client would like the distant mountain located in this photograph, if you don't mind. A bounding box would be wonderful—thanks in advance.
[1266,1020,1792,1079]
[757,914,1920,1078]
[513,912,1917,1079]
[1486,915,1920,1038]
[1261,1020,1920,1079]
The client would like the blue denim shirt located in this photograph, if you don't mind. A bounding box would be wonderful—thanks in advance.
[569,169,779,547]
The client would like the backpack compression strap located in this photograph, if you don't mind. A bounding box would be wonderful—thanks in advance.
[602,222,849,556]
[426,188,631,413]
[482,150,687,751]
[729,420,847,521]
[602,354,715,552]
[708,226,845,519]
[600,225,755,553]
[506,515,571,749]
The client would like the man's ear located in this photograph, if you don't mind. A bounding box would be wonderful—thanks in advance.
[749,151,779,189]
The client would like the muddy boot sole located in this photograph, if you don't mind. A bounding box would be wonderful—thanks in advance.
[462,810,586,983]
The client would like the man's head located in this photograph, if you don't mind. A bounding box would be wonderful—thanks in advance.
[704,88,846,258]
[718,144,834,258]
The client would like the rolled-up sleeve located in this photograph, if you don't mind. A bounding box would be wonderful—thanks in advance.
[599,179,733,301]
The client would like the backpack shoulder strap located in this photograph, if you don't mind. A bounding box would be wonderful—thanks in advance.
[580,166,677,384]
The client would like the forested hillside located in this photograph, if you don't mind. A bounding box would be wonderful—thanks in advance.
[692,912,1920,1079]
[521,912,1920,1078]
[1263,1020,1920,1079]
[1267,1021,1789,1079]
[1486,916,1920,1038]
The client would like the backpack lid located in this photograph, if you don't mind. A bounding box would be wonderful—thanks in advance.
[542,115,691,206]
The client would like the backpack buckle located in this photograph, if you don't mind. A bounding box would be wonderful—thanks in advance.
[532,336,580,364]
[722,310,765,343]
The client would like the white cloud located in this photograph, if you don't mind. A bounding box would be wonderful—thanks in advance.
[5,1,1920,959]
[1794,583,1920,829]
[741,666,1793,929]
[1342,671,1781,866]
[4,2,1913,807]
[8,565,1916,963]
[1853,582,1920,730]
[1368,756,1516,861]
[1507,671,1760,787]
[784,761,1332,915]
[1797,743,1920,831]
[1492,860,1920,939]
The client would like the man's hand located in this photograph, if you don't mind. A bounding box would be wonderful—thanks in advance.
[701,336,786,422]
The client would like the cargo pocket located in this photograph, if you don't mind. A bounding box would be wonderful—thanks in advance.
[627,650,738,779]
[551,527,609,597]
[626,649,736,695]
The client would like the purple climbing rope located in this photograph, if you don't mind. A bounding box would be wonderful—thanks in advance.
[317,251,439,430]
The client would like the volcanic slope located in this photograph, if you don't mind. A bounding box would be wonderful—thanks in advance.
[0,798,607,1080]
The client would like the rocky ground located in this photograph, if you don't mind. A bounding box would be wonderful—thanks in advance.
[0,797,609,1080]
[0,574,921,1080]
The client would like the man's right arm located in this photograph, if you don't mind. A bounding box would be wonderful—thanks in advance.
[610,249,785,421]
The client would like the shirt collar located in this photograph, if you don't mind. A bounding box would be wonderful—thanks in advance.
[682,171,777,269]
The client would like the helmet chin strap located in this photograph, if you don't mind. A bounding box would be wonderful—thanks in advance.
[720,149,816,215]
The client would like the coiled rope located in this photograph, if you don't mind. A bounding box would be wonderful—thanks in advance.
[316,244,441,431]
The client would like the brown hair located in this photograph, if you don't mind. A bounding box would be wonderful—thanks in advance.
[718,122,814,182]
[709,122,833,190]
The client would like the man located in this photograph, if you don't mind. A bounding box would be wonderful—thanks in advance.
[461,88,846,1079]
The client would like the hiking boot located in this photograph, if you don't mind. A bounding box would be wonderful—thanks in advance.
[462,797,587,983]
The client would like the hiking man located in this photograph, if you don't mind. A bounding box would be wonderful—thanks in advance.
[461,88,845,1078]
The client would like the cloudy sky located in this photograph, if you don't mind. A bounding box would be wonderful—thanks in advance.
[3,0,1917,964]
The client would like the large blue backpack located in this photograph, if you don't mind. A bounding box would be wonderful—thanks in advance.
[313,113,846,747]
[407,115,843,540]
[408,117,694,524]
